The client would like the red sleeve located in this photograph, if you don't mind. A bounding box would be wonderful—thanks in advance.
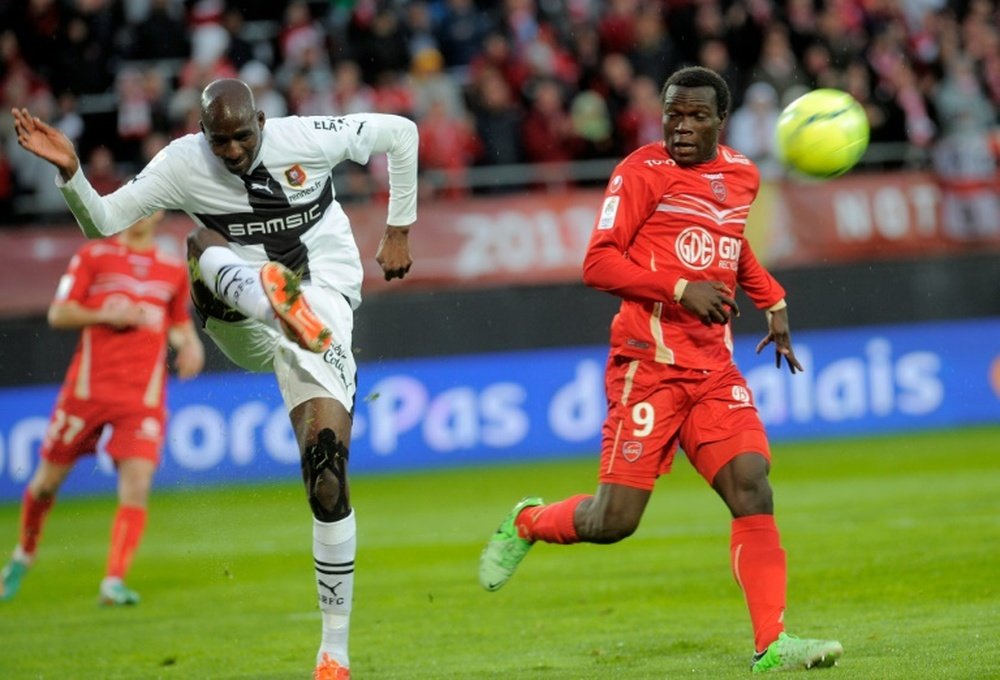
[582,165,681,303]
[737,239,785,308]
[55,246,96,305]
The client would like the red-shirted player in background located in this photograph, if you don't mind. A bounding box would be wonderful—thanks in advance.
[0,210,204,606]
[479,67,843,673]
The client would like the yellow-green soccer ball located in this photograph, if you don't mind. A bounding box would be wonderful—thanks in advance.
[775,88,870,178]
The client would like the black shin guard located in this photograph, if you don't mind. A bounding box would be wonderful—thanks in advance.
[303,428,350,522]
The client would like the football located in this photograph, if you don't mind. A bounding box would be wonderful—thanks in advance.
[774,88,870,178]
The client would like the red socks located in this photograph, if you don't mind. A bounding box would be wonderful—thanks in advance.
[106,505,147,579]
[731,514,787,652]
[18,488,55,557]
[515,495,589,544]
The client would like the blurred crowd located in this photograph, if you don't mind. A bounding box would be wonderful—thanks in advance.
[0,0,998,227]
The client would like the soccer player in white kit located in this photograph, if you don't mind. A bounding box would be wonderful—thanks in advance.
[12,78,418,680]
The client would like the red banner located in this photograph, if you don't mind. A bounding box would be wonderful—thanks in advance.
[1,172,997,317]
[766,170,1000,266]
[0,190,605,317]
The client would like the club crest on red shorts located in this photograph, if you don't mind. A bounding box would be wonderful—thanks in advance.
[622,440,643,462]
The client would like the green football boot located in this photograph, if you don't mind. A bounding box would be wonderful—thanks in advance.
[99,580,141,606]
[752,632,843,672]
[478,496,543,592]
[0,559,29,601]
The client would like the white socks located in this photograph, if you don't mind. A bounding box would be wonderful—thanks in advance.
[313,511,356,668]
[198,246,278,326]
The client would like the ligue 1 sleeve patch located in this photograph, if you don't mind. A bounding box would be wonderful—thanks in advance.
[597,196,620,230]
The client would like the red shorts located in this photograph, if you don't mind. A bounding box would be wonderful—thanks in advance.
[599,356,770,490]
[40,390,165,466]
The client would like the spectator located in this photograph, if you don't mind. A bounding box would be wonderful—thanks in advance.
[371,69,416,117]
[469,67,524,175]
[0,30,53,115]
[177,24,238,92]
[84,146,124,196]
[50,12,113,96]
[522,78,581,189]
[409,47,465,120]
[628,6,675,87]
[127,0,189,61]
[518,26,581,101]
[274,42,334,109]
[278,1,325,70]
[617,75,664,154]
[932,53,1000,239]
[597,0,639,55]
[567,23,604,94]
[418,98,481,199]
[329,60,375,115]
[348,7,411,85]
[750,25,810,104]
[7,0,65,81]
[596,52,636,153]
[570,89,615,161]
[239,61,288,119]
[53,92,84,148]
[699,38,743,107]
[435,0,493,75]
[801,41,838,90]
[116,68,156,160]
[726,81,782,179]
[221,6,256,71]
[467,31,531,102]
[403,1,440,59]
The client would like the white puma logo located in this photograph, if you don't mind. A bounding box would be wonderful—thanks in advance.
[250,181,273,194]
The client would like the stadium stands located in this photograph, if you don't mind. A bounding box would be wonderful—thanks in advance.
[0,0,997,222]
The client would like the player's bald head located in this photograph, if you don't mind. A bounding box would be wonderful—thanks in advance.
[200,79,257,126]
[199,79,265,175]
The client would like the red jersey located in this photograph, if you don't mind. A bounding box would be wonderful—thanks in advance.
[583,142,785,370]
[54,237,191,407]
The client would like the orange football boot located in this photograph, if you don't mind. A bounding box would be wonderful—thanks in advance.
[259,261,333,353]
[313,652,350,680]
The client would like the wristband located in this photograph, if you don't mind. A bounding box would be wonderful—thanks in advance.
[673,278,688,303]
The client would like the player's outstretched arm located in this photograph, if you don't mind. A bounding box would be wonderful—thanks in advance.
[755,306,803,373]
[375,225,413,281]
[11,107,80,181]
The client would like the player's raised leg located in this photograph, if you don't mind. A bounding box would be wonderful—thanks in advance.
[480,485,650,590]
[186,228,332,353]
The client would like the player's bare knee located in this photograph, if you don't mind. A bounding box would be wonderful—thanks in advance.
[727,478,773,517]
[302,428,351,522]
[31,486,57,501]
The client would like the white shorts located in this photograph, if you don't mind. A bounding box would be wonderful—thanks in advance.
[204,283,357,413]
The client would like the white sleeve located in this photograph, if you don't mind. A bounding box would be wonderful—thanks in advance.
[56,147,183,238]
[324,113,418,227]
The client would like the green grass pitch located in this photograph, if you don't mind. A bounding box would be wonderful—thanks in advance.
[1,426,998,679]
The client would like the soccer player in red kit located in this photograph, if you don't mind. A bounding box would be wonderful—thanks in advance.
[0,210,204,606]
[479,66,843,673]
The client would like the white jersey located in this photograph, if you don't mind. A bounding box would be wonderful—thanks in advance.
[58,114,418,308]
